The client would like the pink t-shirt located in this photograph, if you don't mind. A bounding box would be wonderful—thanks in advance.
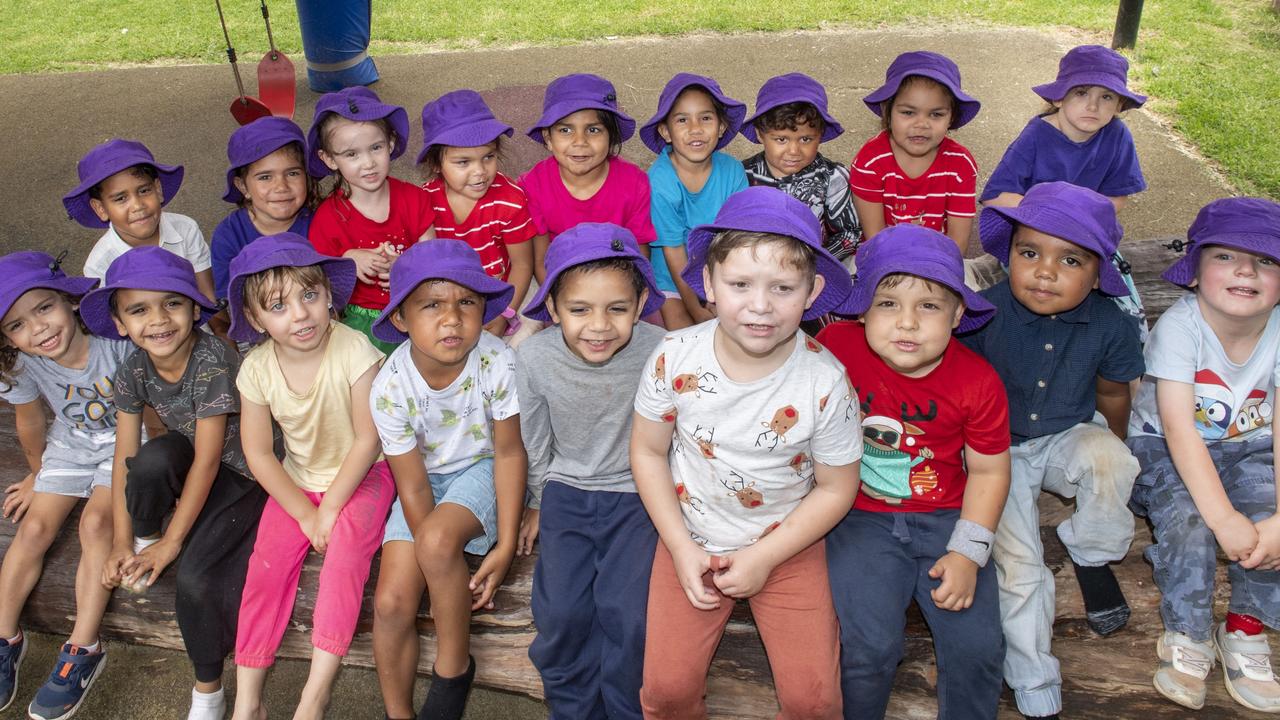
[518,156,657,244]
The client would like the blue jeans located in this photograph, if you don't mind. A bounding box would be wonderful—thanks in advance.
[827,508,1004,720]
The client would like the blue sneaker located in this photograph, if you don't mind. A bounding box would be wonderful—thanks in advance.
[0,632,27,712]
[26,643,106,720]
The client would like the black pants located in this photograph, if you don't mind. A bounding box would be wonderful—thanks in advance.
[124,432,266,682]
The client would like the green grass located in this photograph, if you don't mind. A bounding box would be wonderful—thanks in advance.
[4,0,1278,198]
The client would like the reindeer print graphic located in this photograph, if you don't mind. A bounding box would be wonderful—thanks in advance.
[720,471,764,508]
[675,482,705,514]
[653,353,666,391]
[672,367,719,397]
[692,425,717,458]
[756,405,798,451]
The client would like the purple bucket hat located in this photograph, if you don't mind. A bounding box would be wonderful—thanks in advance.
[1162,197,1280,289]
[1033,45,1147,109]
[979,181,1129,297]
[838,226,995,333]
[741,72,844,143]
[372,240,516,344]
[638,73,747,154]
[863,51,981,129]
[523,223,665,323]
[79,247,219,340]
[682,186,853,321]
[417,90,514,164]
[225,232,358,343]
[0,252,98,323]
[306,87,410,178]
[223,116,308,204]
[62,139,185,229]
[525,73,636,145]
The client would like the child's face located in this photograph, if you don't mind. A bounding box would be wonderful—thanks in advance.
[248,277,333,354]
[111,289,197,363]
[703,243,823,361]
[1008,226,1100,315]
[1193,245,1280,322]
[859,275,963,378]
[438,143,499,203]
[759,122,821,178]
[391,280,484,379]
[1,289,84,364]
[547,266,646,364]
[235,147,307,226]
[90,169,163,247]
[543,109,611,179]
[1052,85,1121,143]
[657,88,725,166]
[887,80,953,161]
[318,118,393,196]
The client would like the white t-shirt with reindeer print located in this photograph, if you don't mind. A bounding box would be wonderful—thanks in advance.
[634,320,862,553]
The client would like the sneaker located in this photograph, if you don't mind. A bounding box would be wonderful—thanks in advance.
[1155,631,1213,710]
[1215,622,1280,713]
[26,644,107,720]
[0,632,27,712]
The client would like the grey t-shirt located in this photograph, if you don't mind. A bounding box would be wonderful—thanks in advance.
[115,330,251,476]
[515,322,664,508]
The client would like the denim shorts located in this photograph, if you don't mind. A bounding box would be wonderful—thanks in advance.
[382,457,497,555]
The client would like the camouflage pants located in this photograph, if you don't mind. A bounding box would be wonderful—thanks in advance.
[1128,433,1280,643]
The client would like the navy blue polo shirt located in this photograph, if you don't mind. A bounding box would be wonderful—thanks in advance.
[959,280,1144,444]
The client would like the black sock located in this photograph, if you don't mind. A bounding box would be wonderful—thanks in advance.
[1072,561,1130,635]
[417,656,476,720]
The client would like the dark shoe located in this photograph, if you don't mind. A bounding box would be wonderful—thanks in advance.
[417,656,476,720]
[27,643,106,720]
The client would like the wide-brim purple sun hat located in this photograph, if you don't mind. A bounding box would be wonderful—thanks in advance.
[417,89,514,164]
[638,73,747,154]
[223,117,308,204]
[523,223,665,323]
[979,181,1129,297]
[1032,45,1147,109]
[372,240,516,344]
[525,73,636,145]
[862,51,981,129]
[837,225,995,333]
[306,87,410,178]
[0,252,98,323]
[62,139,184,229]
[681,186,852,321]
[741,72,844,143]
[1162,197,1280,289]
[225,232,358,343]
[79,247,219,340]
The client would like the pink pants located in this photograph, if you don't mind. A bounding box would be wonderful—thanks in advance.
[234,462,395,667]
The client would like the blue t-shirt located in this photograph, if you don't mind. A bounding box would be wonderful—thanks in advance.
[647,148,748,292]
[980,117,1146,202]
[210,207,313,301]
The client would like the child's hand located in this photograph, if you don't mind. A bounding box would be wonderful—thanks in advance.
[1242,514,1280,571]
[928,551,978,611]
[3,473,35,522]
[670,542,722,610]
[125,538,181,588]
[310,505,341,554]
[377,243,402,290]
[710,548,773,599]
[343,248,391,285]
[102,545,134,589]
[517,507,539,556]
[483,315,509,338]
[470,544,516,611]
[1211,510,1260,562]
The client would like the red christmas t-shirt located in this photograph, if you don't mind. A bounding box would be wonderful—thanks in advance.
[422,172,536,281]
[849,131,977,234]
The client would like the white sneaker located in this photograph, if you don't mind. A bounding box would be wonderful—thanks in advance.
[1215,622,1280,713]
[1155,631,1214,710]
[187,686,226,720]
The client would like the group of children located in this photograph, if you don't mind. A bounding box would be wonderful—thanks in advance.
[0,39,1275,720]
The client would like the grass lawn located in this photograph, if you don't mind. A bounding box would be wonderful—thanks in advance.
[4,0,1278,198]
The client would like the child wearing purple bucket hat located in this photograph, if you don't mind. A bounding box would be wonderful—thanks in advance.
[308,86,439,355]
[417,89,536,343]
[512,223,664,719]
[519,73,657,286]
[367,240,524,720]
[640,73,749,330]
[65,139,216,308]
[1126,197,1280,714]
[0,252,132,720]
[742,72,862,264]
[817,225,1009,719]
[78,246,264,720]
[851,51,980,255]
[632,186,859,717]
[961,182,1145,719]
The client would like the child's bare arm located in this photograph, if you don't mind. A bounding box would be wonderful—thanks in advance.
[664,245,714,323]
[1095,377,1132,440]
[4,401,46,521]
[387,451,433,533]
[531,234,550,284]
[981,192,1024,208]
[470,415,527,610]
[853,197,886,240]
[194,269,217,307]
[317,365,382,513]
[930,447,1010,611]
[103,409,143,588]
[945,216,973,256]
[1108,196,1129,212]
[504,241,534,321]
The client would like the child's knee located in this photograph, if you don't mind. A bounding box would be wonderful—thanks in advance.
[776,679,841,719]
[414,526,467,576]
[78,503,112,541]
[639,673,704,719]
[373,583,422,626]
[1070,428,1139,492]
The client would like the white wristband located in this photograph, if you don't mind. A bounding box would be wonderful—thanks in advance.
[945,518,995,567]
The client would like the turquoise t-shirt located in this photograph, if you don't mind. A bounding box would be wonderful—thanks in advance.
[647,147,748,292]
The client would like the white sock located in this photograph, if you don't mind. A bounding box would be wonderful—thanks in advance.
[187,687,226,720]
[5,631,20,644]
[76,640,100,653]
[133,535,161,554]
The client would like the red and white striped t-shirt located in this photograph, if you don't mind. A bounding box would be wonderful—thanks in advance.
[422,172,537,280]
[849,131,977,234]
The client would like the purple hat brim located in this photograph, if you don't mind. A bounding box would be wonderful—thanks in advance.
[740,105,843,144]
[637,76,748,154]
[862,71,981,129]
[838,255,996,333]
[1161,232,1280,289]
[79,272,219,341]
[372,270,516,344]
[226,241,358,343]
[978,207,1129,297]
[1032,72,1147,108]
[0,274,98,326]
[63,162,184,230]
[523,238,665,323]
[416,122,514,164]
[223,138,305,205]
[525,104,637,146]
[307,102,411,178]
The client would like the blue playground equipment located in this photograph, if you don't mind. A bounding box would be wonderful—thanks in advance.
[294,0,380,91]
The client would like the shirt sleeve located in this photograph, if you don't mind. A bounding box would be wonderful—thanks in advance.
[633,341,674,423]
[648,176,687,249]
[1096,122,1148,197]
[962,359,1012,456]
[980,126,1037,201]
[944,145,978,219]
[342,329,385,384]
[308,199,349,258]
[1143,303,1200,383]
[406,181,439,239]
[824,162,862,248]
[82,240,111,281]
[624,170,658,244]
[210,214,240,300]
[370,360,418,456]
[192,338,240,419]
[0,356,39,405]
[514,347,551,509]
[849,138,887,203]
[113,359,146,415]
[516,168,551,236]
[235,350,268,407]
[1098,311,1146,383]
[175,215,212,272]
[808,364,863,467]
[499,184,538,245]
